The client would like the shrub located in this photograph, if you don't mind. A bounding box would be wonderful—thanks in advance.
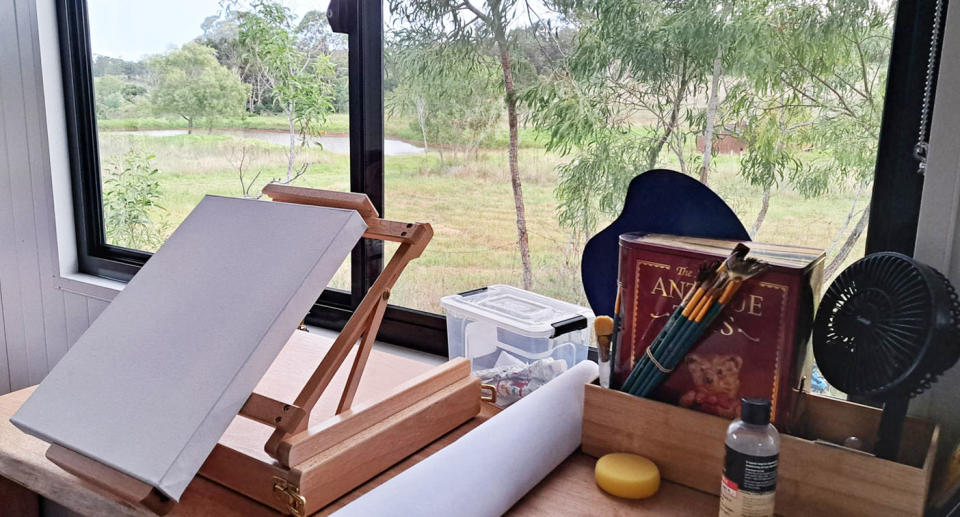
[102,148,168,251]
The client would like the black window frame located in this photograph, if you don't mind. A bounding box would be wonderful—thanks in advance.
[57,0,942,358]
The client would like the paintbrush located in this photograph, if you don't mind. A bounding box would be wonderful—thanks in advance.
[609,289,623,389]
[633,255,768,397]
[595,316,614,388]
[623,244,753,396]
[620,259,723,393]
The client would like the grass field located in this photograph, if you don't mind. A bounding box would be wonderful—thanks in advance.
[97,115,866,314]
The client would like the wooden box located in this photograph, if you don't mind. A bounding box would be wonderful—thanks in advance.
[582,384,938,517]
[198,332,480,516]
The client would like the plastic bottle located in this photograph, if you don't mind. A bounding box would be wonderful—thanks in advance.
[719,398,780,517]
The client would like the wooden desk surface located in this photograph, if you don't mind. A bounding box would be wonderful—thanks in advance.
[0,332,720,516]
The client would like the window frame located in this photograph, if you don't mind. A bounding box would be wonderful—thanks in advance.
[58,0,942,358]
[866,0,945,255]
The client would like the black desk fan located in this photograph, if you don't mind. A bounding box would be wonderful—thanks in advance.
[813,252,960,460]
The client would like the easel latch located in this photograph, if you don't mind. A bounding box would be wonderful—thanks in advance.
[272,476,306,517]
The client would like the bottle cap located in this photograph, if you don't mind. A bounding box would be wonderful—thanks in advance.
[741,398,771,425]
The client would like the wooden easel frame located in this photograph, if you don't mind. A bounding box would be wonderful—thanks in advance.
[45,185,481,516]
[247,184,434,463]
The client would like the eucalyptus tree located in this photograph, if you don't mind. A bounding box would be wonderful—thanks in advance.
[732,0,892,276]
[388,0,537,289]
[524,0,725,238]
[238,0,336,181]
[527,0,892,279]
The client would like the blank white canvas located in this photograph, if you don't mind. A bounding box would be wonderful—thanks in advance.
[11,195,366,500]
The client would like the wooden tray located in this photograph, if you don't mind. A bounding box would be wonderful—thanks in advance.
[581,384,938,517]
[198,331,480,516]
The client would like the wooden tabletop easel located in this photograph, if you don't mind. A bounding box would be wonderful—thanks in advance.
[45,185,481,516]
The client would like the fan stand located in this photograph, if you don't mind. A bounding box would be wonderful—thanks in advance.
[875,394,909,461]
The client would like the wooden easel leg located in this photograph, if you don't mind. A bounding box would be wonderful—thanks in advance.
[265,235,431,459]
[337,291,390,414]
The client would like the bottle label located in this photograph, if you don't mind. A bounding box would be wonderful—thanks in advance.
[719,445,778,517]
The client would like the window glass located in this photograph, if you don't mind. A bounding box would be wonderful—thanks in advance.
[383,0,895,325]
[88,0,351,289]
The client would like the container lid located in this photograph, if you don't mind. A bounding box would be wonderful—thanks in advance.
[741,398,771,425]
[440,285,594,338]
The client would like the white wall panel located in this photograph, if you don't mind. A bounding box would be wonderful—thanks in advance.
[0,0,36,390]
[85,298,109,325]
[62,292,89,353]
[0,0,99,393]
[0,282,10,394]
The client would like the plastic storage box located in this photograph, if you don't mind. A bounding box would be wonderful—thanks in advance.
[441,285,594,371]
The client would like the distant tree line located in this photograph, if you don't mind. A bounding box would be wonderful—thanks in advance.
[91,0,347,127]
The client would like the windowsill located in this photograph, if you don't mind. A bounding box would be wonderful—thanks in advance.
[55,272,124,301]
[306,326,446,365]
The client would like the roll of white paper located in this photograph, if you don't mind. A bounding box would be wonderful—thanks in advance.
[332,360,599,517]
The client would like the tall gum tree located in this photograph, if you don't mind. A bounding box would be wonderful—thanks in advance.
[238,0,336,182]
[390,0,534,289]
[524,0,721,237]
[527,0,892,281]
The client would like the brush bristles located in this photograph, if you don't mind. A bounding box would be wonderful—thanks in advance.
[727,257,768,280]
[697,260,721,284]
[595,316,614,337]
[722,243,751,272]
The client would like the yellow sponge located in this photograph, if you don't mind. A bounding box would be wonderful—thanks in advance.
[594,453,660,499]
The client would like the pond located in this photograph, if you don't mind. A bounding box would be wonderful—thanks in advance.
[107,128,425,157]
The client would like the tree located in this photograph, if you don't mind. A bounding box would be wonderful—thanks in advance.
[102,148,167,251]
[94,75,147,119]
[148,43,249,133]
[387,41,502,168]
[527,0,892,280]
[724,87,806,236]
[94,75,126,118]
[733,0,892,276]
[298,10,350,113]
[92,55,148,80]
[198,11,275,113]
[389,0,537,289]
[238,0,336,181]
[690,2,771,185]
[525,0,724,237]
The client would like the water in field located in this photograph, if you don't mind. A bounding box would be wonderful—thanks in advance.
[110,128,424,156]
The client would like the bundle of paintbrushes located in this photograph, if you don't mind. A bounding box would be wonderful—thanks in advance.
[619,244,768,398]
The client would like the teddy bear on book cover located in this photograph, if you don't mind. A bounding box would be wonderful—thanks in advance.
[679,354,743,419]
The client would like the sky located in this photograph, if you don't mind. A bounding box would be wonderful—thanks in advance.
[88,0,557,61]
[88,0,332,60]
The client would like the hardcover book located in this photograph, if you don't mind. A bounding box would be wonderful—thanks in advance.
[615,234,825,426]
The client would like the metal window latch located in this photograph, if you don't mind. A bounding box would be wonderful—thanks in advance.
[272,477,306,517]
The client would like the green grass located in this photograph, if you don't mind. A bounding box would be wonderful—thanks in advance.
[97,117,866,314]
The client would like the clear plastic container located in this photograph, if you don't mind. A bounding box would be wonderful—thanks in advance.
[440,285,594,371]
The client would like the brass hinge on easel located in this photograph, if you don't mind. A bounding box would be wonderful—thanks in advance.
[272,477,306,517]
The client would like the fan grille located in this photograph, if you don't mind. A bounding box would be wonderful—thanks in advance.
[813,253,933,397]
